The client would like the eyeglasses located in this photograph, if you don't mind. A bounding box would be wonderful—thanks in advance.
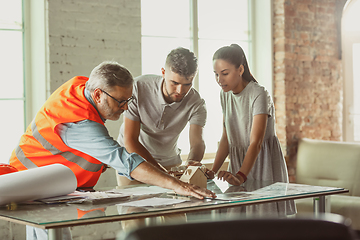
[100,89,134,108]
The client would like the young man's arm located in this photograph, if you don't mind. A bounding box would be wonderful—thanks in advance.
[208,119,229,178]
[123,116,167,172]
[185,124,205,166]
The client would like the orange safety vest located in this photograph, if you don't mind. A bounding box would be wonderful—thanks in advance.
[9,76,106,188]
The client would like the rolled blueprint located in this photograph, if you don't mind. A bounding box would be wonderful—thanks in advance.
[0,164,77,206]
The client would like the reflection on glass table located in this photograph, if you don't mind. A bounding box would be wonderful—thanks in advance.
[0,179,348,240]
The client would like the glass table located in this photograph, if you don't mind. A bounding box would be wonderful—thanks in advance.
[0,179,349,240]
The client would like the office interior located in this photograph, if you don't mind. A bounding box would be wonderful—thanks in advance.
[1,0,360,239]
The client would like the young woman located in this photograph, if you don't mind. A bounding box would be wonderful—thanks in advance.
[208,44,295,215]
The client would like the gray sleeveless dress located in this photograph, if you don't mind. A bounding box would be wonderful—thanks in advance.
[220,81,296,216]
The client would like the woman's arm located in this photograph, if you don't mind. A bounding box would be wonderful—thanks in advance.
[217,114,267,185]
[238,113,267,175]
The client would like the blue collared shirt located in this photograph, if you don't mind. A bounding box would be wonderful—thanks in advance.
[55,88,144,180]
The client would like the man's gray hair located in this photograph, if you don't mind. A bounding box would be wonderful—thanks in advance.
[86,61,133,92]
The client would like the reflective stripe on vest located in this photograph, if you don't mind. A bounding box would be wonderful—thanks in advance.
[10,77,105,187]
[15,120,103,173]
[14,145,37,169]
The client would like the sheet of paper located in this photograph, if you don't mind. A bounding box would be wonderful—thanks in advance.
[0,164,77,206]
[252,182,341,196]
[70,191,130,199]
[67,191,131,204]
[212,178,231,193]
[117,197,188,207]
[36,194,86,204]
[215,192,267,201]
[107,186,170,196]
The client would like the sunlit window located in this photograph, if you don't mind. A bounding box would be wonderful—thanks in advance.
[141,0,250,155]
[342,0,360,142]
[141,0,191,74]
[352,43,360,140]
[0,0,25,163]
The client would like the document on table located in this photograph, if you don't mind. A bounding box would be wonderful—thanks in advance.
[39,191,131,204]
[117,197,189,207]
[107,185,170,196]
[252,182,342,196]
[215,192,267,201]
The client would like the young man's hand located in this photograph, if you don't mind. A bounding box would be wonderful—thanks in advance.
[206,169,216,179]
[185,160,202,166]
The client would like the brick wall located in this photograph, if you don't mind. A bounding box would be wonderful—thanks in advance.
[46,0,141,139]
[273,0,346,182]
[48,0,141,92]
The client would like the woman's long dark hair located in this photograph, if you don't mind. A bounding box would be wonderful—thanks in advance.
[213,44,257,83]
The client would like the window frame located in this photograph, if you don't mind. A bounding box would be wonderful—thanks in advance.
[24,0,48,127]
[342,0,360,142]
[0,0,26,163]
[140,0,273,157]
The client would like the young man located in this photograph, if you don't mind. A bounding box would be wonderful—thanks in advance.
[117,47,207,185]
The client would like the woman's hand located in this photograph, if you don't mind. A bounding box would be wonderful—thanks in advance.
[217,170,244,186]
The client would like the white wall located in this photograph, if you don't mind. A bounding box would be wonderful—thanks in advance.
[1,1,142,239]
[251,0,273,96]
[342,0,360,142]
[27,0,142,138]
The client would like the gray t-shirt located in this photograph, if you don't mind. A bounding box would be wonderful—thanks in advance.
[118,74,207,167]
[221,81,288,182]
[220,81,296,215]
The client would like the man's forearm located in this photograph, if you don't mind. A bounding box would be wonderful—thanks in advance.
[130,161,217,200]
[130,162,178,188]
[187,141,205,163]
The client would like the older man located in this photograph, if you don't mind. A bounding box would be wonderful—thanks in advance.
[9,61,214,240]
[9,61,214,196]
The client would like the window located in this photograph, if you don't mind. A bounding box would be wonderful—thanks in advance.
[353,43,360,141]
[342,0,360,142]
[141,0,250,155]
[0,0,25,163]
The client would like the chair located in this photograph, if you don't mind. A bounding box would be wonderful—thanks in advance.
[117,213,358,240]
